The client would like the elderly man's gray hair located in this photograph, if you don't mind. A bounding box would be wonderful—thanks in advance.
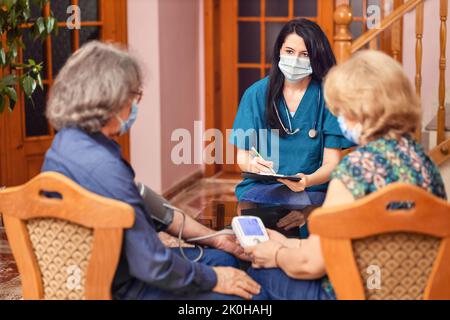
[46,41,143,133]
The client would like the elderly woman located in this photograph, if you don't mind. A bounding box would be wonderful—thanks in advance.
[243,50,447,300]
[42,41,261,300]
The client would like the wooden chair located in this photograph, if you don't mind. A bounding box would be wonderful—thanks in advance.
[309,183,450,300]
[429,139,450,199]
[0,172,135,300]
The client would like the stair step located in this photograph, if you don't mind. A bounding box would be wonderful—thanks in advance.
[425,106,450,132]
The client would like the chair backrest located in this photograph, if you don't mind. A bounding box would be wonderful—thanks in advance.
[309,183,450,300]
[429,139,450,201]
[0,172,134,300]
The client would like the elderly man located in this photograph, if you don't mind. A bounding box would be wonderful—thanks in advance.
[42,41,260,300]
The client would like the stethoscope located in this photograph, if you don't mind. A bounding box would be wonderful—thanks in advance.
[272,86,323,139]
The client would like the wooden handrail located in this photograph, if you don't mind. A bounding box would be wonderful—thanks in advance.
[335,0,448,150]
[351,0,423,52]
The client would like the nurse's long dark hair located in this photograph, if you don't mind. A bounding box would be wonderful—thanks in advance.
[266,19,336,136]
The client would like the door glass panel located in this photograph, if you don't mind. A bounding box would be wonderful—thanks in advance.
[239,0,260,17]
[79,26,101,46]
[23,29,47,76]
[294,0,317,17]
[350,0,364,18]
[52,27,74,76]
[51,0,72,22]
[350,21,364,39]
[30,1,43,18]
[25,86,49,137]
[265,22,285,63]
[79,0,99,21]
[239,69,261,100]
[368,0,381,6]
[266,0,288,17]
[239,22,261,63]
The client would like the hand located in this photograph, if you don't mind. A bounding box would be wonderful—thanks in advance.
[278,173,308,192]
[277,210,306,231]
[244,240,284,269]
[214,234,251,262]
[212,267,261,299]
[249,156,274,174]
[266,229,288,244]
[268,228,302,248]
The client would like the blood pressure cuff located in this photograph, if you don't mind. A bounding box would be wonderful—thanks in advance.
[136,182,174,232]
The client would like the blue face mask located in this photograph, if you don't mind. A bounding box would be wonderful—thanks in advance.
[116,102,138,136]
[337,116,362,145]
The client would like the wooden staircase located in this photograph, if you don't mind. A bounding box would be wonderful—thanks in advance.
[333,0,450,195]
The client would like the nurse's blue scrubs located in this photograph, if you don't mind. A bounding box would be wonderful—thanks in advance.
[230,77,354,236]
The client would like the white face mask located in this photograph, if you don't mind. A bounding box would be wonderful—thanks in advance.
[278,55,313,83]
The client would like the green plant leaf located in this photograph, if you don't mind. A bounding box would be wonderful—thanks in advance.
[36,17,45,34]
[4,86,17,102]
[0,75,17,87]
[0,0,57,108]
[0,49,5,65]
[22,75,37,97]
[2,0,15,11]
[46,16,55,33]
[36,73,43,90]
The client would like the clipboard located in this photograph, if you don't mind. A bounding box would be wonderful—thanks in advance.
[241,171,302,182]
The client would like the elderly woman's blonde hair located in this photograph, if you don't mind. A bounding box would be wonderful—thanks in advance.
[46,41,143,133]
[324,50,421,143]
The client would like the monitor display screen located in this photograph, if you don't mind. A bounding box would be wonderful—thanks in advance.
[240,218,264,236]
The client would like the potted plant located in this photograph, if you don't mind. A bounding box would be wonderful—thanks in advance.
[0,0,57,113]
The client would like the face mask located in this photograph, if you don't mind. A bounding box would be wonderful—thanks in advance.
[337,116,362,145]
[116,102,138,136]
[278,55,313,83]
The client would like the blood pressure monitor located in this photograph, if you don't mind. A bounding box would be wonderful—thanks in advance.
[232,216,269,248]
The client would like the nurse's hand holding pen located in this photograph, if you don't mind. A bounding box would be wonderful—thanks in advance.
[250,156,275,173]
[278,173,309,192]
[237,148,275,174]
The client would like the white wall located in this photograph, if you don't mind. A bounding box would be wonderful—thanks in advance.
[128,0,162,192]
[402,0,450,127]
[128,0,204,193]
[159,0,204,192]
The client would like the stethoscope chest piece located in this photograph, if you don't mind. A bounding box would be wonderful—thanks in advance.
[308,129,318,139]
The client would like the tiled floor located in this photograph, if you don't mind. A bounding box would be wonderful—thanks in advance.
[0,177,239,300]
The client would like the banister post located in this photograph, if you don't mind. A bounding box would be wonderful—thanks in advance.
[334,4,353,64]
[437,0,448,145]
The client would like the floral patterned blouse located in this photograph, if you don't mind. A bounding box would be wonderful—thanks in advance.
[320,135,447,299]
[331,135,447,201]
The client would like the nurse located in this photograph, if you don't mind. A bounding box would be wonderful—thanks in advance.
[230,19,354,229]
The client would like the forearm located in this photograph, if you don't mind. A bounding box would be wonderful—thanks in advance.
[283,238,302,249]
[305,148,341,187]
[166,210,217,247]
[276,237,326,280]
[125,212,217,293]
[305,161,337,187]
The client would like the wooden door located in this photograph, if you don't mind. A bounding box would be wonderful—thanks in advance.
[205,0,335,176]
[0,0,129,187]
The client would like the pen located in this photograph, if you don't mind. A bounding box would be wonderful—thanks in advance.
[251,147,276,174]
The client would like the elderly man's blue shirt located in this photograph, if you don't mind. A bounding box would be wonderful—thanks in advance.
[41,128,217,298]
